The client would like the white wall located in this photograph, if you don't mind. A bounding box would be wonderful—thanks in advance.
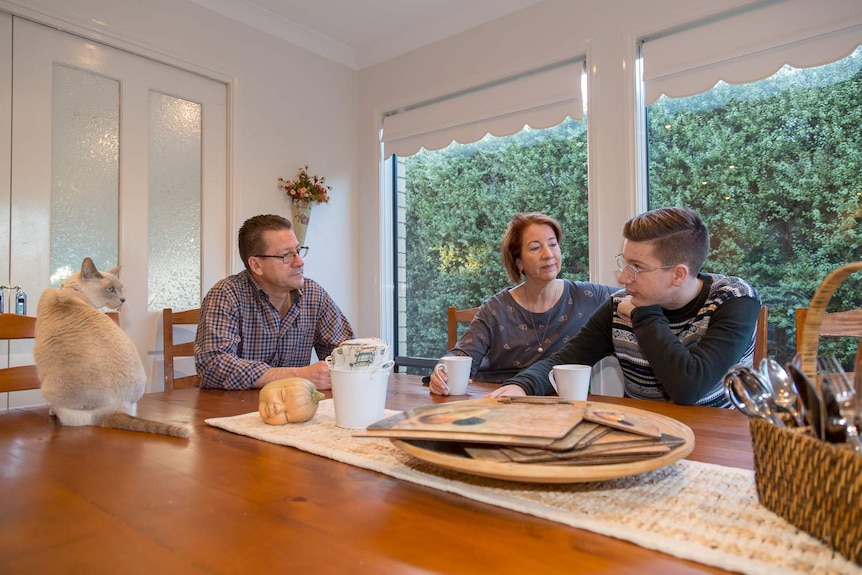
[356,0,759,342]
[2,0,771,344]
[0,0,360,327]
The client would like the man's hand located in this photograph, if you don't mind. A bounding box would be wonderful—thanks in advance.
[296,361,332,389]
[485,384,527,398]
[617,295,635,321]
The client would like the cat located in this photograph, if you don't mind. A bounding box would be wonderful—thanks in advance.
[34,257,190,438]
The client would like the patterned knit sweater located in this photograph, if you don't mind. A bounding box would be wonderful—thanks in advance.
[505,274,761,407]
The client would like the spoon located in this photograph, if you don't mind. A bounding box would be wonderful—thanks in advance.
[723,367,785,426]
[724,373,768,420]
[737,367,787,427]
[759,358,804,426]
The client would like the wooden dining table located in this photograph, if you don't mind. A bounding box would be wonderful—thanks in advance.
[0,374,754,575]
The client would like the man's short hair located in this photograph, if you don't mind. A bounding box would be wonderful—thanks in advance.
[623,207,709,273]
[238,214,292,273]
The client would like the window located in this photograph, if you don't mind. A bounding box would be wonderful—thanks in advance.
[393,118,590,367]
[642,1,862,366]
[383,60,589,368]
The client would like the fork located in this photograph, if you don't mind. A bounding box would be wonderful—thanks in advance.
[822,356,862,452]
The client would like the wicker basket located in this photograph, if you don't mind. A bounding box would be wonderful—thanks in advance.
[749,262,862,565]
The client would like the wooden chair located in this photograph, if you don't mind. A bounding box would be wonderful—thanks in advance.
[447,305,479,350]
[163,308,201,391]
[0,313,40,393]
[795,306,862,372]
[0,311,120,393]
[753,305,768,366]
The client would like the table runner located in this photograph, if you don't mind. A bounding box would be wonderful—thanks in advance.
[206,400,860,575]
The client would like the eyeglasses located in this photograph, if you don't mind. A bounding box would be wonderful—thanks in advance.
[615,253,675,280]
[254,246,309,264]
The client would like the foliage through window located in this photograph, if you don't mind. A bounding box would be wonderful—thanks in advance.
[647,46,862,367]
[395,117,590,364]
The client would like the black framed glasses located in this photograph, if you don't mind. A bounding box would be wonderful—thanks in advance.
[615,253,674,280]
[254,246,309,264]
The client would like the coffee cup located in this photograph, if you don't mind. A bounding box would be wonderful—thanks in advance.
[434,355,472,395]
[548,364,591,401]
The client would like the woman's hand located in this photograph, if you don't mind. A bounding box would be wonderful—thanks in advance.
[430,363,474,395]
[429,364,450,395]
[485,384,527,398]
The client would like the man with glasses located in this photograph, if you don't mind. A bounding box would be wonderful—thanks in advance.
[490,207,760,407]
[195,214,354,390]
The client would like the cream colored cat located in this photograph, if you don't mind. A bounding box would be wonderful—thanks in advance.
[34,257,190,438]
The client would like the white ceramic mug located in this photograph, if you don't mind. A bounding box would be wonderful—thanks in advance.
[434,355,472,395]
[548,364,591,401]
[330,360,394,428]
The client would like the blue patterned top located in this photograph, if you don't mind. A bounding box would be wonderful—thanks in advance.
[449,279,617,382]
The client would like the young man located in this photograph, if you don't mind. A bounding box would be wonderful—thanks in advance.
[490,207,760,407]
[195,214,354,390]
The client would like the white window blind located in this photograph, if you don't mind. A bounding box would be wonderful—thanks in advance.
[382,58,584,158]
[642,0,862,106]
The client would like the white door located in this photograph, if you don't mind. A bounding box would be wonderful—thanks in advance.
[4,17,227,407]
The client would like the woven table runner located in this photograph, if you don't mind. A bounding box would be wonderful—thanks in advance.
[206,400,860,575]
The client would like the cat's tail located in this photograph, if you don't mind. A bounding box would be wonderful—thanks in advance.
[98,412,191,438]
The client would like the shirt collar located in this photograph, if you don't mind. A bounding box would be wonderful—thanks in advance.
[243,271,304,306]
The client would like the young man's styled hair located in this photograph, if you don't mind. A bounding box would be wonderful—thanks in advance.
[238,214,293,273]
[623,207,710,273]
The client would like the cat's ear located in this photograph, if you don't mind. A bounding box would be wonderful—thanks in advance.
[81,257,100,279]
[107,266,121,277]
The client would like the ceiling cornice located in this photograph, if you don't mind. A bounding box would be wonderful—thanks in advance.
[187,0,359,69]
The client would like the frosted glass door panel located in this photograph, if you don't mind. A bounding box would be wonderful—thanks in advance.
[148,92,201,311]
[51,64,119,286]
[11,17,228,396]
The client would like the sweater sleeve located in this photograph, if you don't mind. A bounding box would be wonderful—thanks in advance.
[503,298,616,395]
[631,295,761,405]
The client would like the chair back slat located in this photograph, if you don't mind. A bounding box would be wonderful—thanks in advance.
[163,308,201,391]
[447,306,479,350]
[0,314,39,393]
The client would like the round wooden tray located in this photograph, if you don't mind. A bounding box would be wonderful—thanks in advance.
[391,401,695,483]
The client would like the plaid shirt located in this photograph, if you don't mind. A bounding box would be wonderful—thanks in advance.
[195,270,354,390]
